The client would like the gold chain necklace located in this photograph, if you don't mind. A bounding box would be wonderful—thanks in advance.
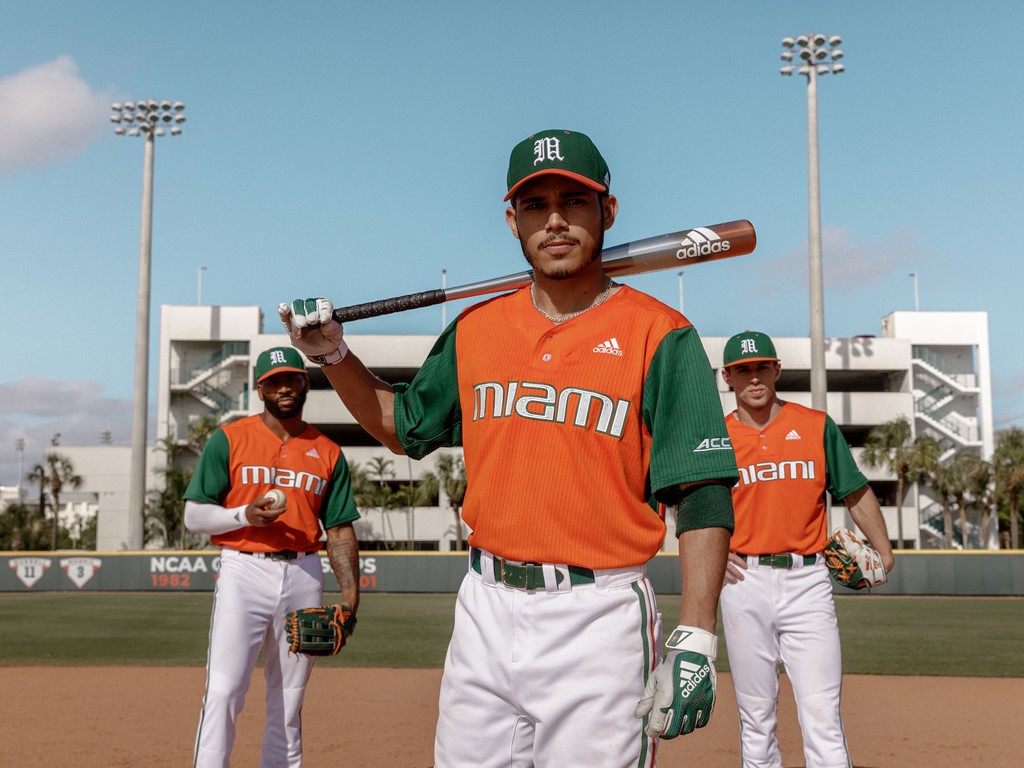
[530,278,614,324]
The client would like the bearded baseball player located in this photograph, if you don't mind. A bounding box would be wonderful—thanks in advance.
[278,128,738,767]
[183,346,360,768]
[718,331,895,768]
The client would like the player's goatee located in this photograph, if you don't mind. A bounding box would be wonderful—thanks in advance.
[266,390,307,420]
[520,231,604,280]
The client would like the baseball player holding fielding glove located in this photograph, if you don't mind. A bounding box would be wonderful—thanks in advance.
[824,527,889,591]
[183,347,361,768]
[279,129,739,767]
[284,602,357,656]
[718,331,895,768]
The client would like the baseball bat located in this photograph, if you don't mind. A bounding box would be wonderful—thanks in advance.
[332,219,756,323]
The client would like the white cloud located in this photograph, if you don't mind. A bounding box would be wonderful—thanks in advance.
[755,226,930,295]
[0,378,133,486]
[0,56,112,175]
[0,378,117,418]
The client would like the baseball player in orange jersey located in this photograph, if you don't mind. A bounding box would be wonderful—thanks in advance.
[279,129,739,767]
[718,331,895,768]
[183,346,360,767]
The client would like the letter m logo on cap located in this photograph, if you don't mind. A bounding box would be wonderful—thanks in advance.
[533,136,565,165]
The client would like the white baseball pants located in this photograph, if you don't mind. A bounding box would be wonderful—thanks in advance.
[719,555,851,768]
[434,549,662,768]
[193,548,323,768]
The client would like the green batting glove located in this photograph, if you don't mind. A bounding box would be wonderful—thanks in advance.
[634,625,717,739]
[277,298,348,365]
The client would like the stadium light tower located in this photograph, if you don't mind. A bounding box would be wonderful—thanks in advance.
[780,34,843,413]
[111,98,186,547]
[14,437,25,501]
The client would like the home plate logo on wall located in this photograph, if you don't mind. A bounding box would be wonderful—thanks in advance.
[60,557,102,589]
[9,557,52,588]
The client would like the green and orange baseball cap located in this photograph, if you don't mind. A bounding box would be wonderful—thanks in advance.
[255,346,307,382]
[722,331,780,368]
[505,129,611,201]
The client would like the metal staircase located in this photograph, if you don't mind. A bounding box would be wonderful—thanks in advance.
[169,342,250,439]
[911,346,982,460]
[173,342,250,388]
[916,384,954,413]
[190,381,245,413]
[918,502,983,550]
[915,412,979,460]
[911,346,979,392]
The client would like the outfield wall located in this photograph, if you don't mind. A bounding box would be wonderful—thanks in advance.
[2,550,1022,595]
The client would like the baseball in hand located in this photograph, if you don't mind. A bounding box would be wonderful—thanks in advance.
[262,489,286,509]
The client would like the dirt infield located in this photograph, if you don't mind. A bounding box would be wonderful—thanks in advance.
[3,667,1020,767]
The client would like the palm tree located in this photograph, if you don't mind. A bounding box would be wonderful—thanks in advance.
[42,453,82,550]
[862,417,913,547]
[144,436,195,548]
[186,413,221,456]
[0,502,48,550]
[966,458,995,548]
[363,456,403,547]
[412,471,440,508]
[928,457,958,549]
[906,435,941,547]
[145,418,221,549]
[348,461,374,508]
[946,453,980,550]
[26,462,50,527]
[436,454,468,551]
[400,464,440,550]
[992,428,1024,548]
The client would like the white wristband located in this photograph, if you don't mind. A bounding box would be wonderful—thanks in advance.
[307,339,348,366]
[665,625,718,659]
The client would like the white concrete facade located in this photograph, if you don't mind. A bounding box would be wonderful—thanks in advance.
[882,311,994,548]
[2,445,141,551]
[74,303,992,552]
[59,445,132,548]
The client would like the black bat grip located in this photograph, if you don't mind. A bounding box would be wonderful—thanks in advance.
[331,288,447,323]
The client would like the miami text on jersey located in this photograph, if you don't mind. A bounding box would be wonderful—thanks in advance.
[239,465,329,495]
[736,459,817,486]
[472,380,631,438]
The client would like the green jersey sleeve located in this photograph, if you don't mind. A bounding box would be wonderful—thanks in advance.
[393,319,463,460]
[321,457,360,529]
[823,415,869,501]
[183,429,231,504]
[644,326,739,503]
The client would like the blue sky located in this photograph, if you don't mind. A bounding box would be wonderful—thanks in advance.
[2,0,1022,485]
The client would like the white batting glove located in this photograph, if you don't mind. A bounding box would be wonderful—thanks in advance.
[634,625,717,740]
[278,298,348,366]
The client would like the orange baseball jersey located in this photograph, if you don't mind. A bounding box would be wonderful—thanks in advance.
[184,414,358,552]
[393,285,737,569]
[725,401,868,555]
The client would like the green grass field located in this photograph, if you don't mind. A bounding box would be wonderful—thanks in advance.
[1,592,1021,676]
